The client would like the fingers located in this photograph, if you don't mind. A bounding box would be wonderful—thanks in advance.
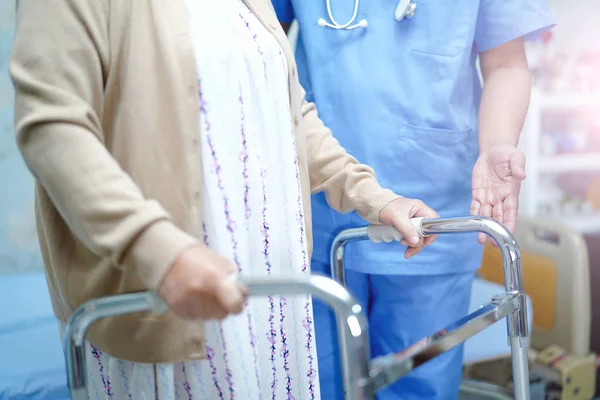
[404,235,437,247]
[177,275,246,321]
[471,199,486,244]
[173,279,245,321]
[186,296,228,320]
[412,203,440,219]
[166,282,228,321]
[401,235,425,258]
[424,234,438,246]
[380,198,439,251]
[214,278,247,316]
[502,196,519,232]
[470,199,481,217]
[193,269,244,320]
[492,203,504,224]
[412,203,439,248]
[479,202,493,219]
[160,245,249,321]
[395,201,438,253]
[484,202,503,246]
[473,195,520,245]
[476,232,486,245]
[473,197,492,244]
[404,243,425,259]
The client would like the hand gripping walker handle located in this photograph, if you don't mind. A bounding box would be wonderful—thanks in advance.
[147,274,242,315]
[366,217,428,243]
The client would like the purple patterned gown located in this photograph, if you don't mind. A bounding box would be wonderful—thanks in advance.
[64,0,321,398]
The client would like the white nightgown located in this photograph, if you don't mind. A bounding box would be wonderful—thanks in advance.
[69,0,321,398]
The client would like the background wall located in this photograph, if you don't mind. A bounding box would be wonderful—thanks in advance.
[0,0,42,276]
[546,0,600,52]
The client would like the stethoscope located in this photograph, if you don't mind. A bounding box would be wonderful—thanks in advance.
[317,0,416,30]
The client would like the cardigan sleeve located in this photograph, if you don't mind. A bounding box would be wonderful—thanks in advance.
[10,0,198,290]
[299,87,400,224]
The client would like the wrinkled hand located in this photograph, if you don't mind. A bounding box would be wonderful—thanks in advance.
[471,141,526,244]
[159,245,247,320]
[378,197,439,259]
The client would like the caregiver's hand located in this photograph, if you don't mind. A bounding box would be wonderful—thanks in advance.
[379,198,439,259]
[471,141,526,244]
[159,245,247,320]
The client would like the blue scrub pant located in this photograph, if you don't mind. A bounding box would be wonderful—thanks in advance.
[312,260,475,400]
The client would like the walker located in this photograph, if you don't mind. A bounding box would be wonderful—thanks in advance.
[64,216,531,400]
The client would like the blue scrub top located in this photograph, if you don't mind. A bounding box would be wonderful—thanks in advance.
[273,0,555,275]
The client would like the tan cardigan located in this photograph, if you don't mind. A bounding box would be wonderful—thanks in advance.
[10,0,398,363]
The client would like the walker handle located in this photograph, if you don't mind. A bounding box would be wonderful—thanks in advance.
[367,217,428,243]
[66,274,372,400]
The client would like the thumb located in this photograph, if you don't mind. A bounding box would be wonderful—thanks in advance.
[509,150,526,181]
[214,277,246,315]
[392,215,420,246]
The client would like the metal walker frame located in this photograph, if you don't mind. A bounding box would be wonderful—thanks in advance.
[64,216,530,400]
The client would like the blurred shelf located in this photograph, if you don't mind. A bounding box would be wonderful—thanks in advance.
[521,90,600,221]
[538,153,600,173]
[554,214,600,234]
[532,93,600,109]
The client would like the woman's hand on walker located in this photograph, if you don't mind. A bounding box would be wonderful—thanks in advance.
[378,198,439,259]
[159,245,248,320]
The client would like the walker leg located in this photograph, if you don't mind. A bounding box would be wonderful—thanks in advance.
[330,227,368,398]
[336,314,352,398]
[511,337,531,400]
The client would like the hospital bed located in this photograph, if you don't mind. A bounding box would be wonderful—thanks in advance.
[472,216,596,399]
[459,277,534,400]
[464,278,534,365]
[0,272,69,400]
[480,216,591,357]
[64,216,534,400]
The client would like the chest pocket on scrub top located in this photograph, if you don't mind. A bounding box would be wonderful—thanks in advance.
[403,0,475,57]
[394,124,476,215]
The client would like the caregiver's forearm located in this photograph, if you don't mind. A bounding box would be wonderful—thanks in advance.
[478,38,531,153]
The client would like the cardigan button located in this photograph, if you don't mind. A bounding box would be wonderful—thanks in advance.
[293,116,299,126]
[189,337,204,354]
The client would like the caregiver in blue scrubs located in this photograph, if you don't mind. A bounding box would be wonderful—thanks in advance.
[272,1,555,399]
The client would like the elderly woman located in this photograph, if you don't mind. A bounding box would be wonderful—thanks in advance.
[10,0,438,398]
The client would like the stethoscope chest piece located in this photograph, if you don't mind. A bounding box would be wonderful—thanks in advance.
[318,0,416,30]
[395,0,416,21]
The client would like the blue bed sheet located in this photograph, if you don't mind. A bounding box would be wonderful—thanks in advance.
[0,273,69,400]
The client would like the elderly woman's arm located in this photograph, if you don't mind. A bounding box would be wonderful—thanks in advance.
[299,89,438,253]
[10,0,196,290]
[10,0,247,318]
